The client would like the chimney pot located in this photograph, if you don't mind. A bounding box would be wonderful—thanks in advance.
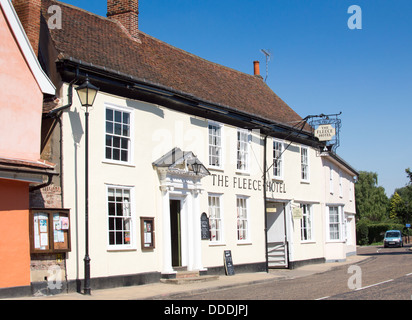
[253,61,261,77]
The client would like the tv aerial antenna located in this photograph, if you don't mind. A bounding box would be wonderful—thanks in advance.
[260,49,272,82]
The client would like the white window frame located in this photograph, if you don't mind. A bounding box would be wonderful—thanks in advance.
[236,195,250,243]
[104,103,134,165]
[106,185,136,250]
[300,146,310,182]
[208,193,224,244]
[327,205,344,242]
[236,129,250,173]
[300,204,313,242]
[273,139,284,180]
[349,181,354,202]
[208,121,223,169]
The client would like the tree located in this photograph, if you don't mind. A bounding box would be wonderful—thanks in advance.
[406,168,412,185]
[355,171,389,222]
[389,192,404,221]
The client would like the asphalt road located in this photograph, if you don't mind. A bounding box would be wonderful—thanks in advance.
[171,245,412,300]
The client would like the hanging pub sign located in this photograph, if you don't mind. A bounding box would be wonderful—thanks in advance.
[315,124,336,142]
[200,212,210,240]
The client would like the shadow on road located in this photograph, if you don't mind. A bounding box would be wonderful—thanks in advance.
[357,244,412,256]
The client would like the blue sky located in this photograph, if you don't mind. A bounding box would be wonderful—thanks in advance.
[61,0,412,196]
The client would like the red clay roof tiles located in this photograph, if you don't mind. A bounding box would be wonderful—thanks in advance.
[42,0,304,128]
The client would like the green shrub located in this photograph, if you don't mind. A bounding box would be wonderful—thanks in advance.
[356,219,369,246]
[356,220,404,245]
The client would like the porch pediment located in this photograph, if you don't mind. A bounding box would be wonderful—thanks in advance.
[152,148,210,179]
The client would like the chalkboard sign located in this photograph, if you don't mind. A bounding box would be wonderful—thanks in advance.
[224,250,235,276]
[200,212,210,240]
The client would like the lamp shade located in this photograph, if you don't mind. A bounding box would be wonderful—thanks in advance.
[75,78,99,107]
[191,158,202,175]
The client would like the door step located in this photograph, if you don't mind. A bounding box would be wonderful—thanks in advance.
[161,269,219,285]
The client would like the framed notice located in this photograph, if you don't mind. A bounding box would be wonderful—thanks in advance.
[140,217,155,250]
[30,209,71,254]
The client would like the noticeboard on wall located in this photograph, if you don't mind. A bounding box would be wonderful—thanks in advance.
[140,217,155,250]
[30,209,71,254]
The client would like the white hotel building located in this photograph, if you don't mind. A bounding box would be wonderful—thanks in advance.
[20,0,358,294]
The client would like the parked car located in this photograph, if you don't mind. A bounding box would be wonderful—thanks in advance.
[384,230,403,248]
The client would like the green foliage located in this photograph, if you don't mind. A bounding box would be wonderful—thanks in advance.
[355,171,389,222]
[356,219,369,246]
[356,219,404,245]
[389,192,404,221]
[355,168,412,246]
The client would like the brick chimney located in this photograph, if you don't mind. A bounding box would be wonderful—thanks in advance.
[107,0,139,39]
[12,0,42,56]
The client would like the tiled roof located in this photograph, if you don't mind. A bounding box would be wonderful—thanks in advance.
[0,157,55,171]
[42,0,304,128]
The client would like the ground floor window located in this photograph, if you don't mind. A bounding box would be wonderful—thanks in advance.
[300,204,313,241]
[107,186,134,248]
[237,196,249,241]
[328,206,343,241]
[208,194,223,242]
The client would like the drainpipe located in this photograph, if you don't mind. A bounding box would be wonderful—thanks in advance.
[263,134,269,273]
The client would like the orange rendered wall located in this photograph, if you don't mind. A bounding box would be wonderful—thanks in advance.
[0,6,43,162]
[0,179,31,288]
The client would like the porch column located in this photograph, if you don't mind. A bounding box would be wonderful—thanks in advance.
[192,189,203,271]
[161,185,174,275]
[186,190,194,271]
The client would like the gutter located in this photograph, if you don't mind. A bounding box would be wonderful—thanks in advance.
[263,134,269,273]
[57,58,319,145]
[0,166,58,192]
[29,170,58,192]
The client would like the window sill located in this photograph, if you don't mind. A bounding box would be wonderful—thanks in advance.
[237,241,252,246]
[209,242,226,247]
[102,160,136,168]
[300,240,316,244]
[107,247,137,252]
[325,240,346,244]
[235,170,250,176]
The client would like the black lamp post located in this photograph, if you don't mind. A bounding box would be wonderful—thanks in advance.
[75,77,99,295]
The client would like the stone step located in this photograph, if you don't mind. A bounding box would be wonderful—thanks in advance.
[176,270,200,279]
[173,266,188,272]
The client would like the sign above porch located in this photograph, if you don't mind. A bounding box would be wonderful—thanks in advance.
[152,147,210,178]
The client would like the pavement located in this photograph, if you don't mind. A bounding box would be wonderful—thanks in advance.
[5,254,370,300]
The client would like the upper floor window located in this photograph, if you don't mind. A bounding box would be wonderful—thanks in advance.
[105,106,132,163]
[208,122,222,168]
[273,139,284,179]
[237,129,250,172]
[301,146,309,182]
